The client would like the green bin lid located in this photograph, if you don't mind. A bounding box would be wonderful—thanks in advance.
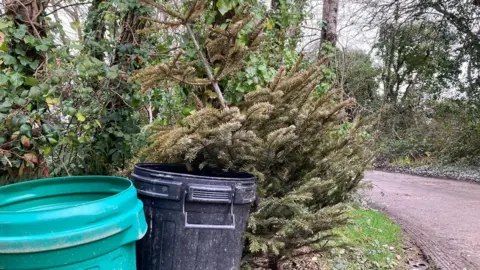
[0,176,146,253]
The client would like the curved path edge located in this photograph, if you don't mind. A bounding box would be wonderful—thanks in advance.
[366,170,480,270]
[370,201,478,270]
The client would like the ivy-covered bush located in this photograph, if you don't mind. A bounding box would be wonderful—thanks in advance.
[0,20,55,182]
[0,0,152,183]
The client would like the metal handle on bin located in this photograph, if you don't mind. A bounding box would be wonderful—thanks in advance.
[182,190,236,230]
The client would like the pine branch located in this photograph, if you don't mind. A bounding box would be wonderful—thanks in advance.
[186,24,227,109]
[138,0,184,20]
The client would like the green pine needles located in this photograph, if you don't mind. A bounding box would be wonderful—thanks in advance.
[140,58,372,264]
[134,0,372,267]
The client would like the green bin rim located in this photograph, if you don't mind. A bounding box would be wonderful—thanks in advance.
[0,176,147,254]
[0,175,132,213]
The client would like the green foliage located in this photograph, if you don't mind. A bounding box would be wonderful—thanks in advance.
[0,0,152,182]
[375,20,460,112]
[0,20,54,182]
[376,99,480,168]
[224,54,277,102]
[337,50,381,113]
[331,208,403,269]
[43,44,147,176]
[216,0,242,15]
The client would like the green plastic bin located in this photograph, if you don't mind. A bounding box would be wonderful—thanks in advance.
[0,176,147,269]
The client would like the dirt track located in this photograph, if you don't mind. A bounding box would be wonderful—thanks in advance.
[366,171,480,269]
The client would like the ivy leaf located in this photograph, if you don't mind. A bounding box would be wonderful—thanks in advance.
[18,56,32,66]
[0,74,8,85]
[14,97,27,107]
[216,0,233,15]
[35,43,49,52]
[0,100,12,113]
[76,112,86,122]
[246,66,256,75]
[106,70,118,80]
[28,60,39,70]
[28,86,41,99]
[13,25,28,40]
[0,21,14,30]
[35,39,51,52]
[24,35,36,45]
[1,54,17,65]
[20,123,32,138]
[10,72,24,88]
[24,77,39,86]
[14,46,26,56]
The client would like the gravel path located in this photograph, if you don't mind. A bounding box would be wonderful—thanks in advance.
[366,171,480,269]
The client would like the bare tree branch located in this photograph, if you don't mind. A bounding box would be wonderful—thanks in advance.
[45,1,92,16]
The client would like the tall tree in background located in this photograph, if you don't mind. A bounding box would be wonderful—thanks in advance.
[337,50,381,114]
[353,0,480,167]
[320,0,338,47]
[358,0,480,101]
[376,20,459,132]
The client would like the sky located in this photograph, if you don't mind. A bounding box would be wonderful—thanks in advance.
[47,0,377,53]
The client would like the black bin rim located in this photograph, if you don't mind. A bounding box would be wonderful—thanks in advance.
[134,163,256,182]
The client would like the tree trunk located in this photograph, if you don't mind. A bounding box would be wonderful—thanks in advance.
[320,0,339,47]
[4,0,46,72]
[4,0,46,38]
[112,7,147,69]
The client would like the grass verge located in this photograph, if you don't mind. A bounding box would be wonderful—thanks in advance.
[329,208,403,269]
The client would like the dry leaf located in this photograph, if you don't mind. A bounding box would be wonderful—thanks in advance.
[21,135,31,147]
[0,31,5,52]
[23,153,38,164]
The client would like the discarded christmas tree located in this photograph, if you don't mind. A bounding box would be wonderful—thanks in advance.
[134,0,372,268]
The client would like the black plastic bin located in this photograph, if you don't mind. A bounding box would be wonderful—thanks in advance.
[131,163,256,270]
